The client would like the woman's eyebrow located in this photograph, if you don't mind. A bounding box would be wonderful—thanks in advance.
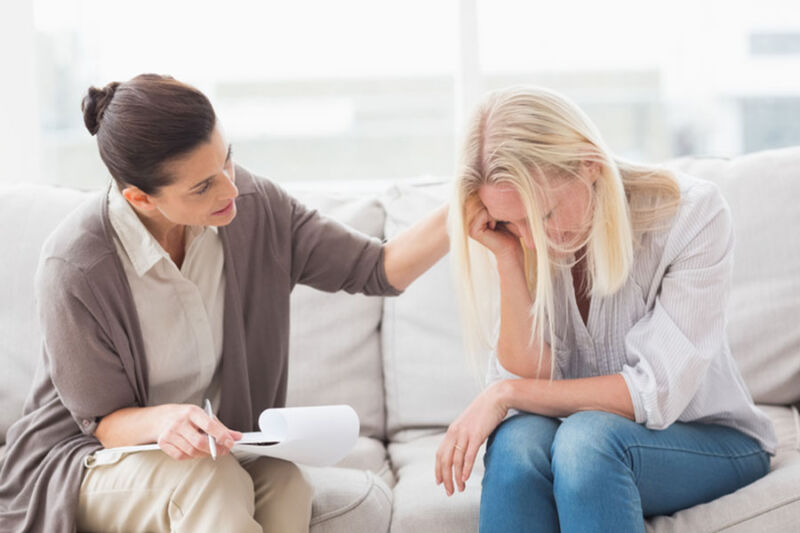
[189,176,213,192]
[190,144,233,190]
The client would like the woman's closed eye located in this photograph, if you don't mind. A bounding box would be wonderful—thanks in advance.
[496,221,521,237]
[195,180,213,195]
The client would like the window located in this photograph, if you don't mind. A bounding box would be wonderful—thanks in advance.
[6,0,800,187]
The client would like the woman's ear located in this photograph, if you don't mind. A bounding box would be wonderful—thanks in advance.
[122,185,158,212]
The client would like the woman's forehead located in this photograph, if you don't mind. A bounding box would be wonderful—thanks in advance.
[478,182,557,220]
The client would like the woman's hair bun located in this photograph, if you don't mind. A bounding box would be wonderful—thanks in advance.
[81,81,120,136]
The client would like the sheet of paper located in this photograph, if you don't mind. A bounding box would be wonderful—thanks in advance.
[235,405,360,467]
[89,404,360,468]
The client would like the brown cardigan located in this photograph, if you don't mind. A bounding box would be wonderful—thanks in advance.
[0,166,399,532]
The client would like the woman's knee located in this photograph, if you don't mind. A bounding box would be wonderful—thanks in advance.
[190,454,255,501]
[551,411,632,494]
[484,414,559,481]
[248,457,313,507]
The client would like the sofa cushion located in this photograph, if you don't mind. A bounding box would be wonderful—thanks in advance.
[0,185,91,443]
[336,436,395,489]
[299,434,395,533]
[380,181,481,441]
[302,466,393,533]
[387,433,483,533]
[284,186,388,439]
[667,146,800,405]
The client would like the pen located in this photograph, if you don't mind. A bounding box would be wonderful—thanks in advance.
[204,398,217,461]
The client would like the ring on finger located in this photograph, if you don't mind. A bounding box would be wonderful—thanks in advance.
[454,444,465,451]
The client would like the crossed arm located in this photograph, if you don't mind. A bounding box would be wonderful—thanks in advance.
[435,374,634,496]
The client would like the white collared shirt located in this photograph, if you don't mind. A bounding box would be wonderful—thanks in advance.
[107,183,225,411]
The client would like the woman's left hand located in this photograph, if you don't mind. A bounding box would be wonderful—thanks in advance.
[435,382,509,496]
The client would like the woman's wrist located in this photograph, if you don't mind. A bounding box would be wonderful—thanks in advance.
[495,248,525,277]
[487,380,515,415]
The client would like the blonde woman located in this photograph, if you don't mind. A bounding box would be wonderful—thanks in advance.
[435,87,775,532]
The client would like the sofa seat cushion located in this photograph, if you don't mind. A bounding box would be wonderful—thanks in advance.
[335,436,395,489]
[302,465,393,533]
[387,433,483,533]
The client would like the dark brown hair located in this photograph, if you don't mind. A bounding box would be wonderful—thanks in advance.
[81,74,217,195]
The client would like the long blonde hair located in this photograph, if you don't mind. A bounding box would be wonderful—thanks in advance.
[450,86,681,379]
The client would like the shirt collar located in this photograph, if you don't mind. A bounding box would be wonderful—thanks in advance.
[107,182,217,277]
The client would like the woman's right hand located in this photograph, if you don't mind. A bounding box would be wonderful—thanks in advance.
[155,403,242,460]
[465,195,524,267]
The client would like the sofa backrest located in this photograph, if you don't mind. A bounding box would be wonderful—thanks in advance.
[380,181,481,442]
[283,184,389,439]
[666,147,800,406]
[0,185,92,443]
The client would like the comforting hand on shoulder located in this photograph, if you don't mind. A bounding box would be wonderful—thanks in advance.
[435,382,510,496]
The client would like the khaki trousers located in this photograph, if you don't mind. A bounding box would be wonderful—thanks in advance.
[76,451,313,533]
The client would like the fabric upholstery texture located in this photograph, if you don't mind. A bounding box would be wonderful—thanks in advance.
[0,185,90,442]
[285,187,388,439]
[380,181,481,442]
[302,465,393,533]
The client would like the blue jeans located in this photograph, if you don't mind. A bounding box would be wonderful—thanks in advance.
[479,411,770,533]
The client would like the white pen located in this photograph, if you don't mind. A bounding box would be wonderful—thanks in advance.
[204,398,217,461]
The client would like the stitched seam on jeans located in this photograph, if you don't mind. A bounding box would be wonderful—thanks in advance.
[626,446,641,486]
[623,444,767,461]
[715,494,800,531]
[309,471,383,526]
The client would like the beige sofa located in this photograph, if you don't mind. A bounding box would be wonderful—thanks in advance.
[1,146,799,532]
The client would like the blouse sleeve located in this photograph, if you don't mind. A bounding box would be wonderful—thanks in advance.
[620,183,735,430]
[36,257,137,436]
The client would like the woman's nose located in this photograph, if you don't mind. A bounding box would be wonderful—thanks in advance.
[222,169,239,199]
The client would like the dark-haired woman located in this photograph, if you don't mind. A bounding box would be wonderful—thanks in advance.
[0,74,449,533]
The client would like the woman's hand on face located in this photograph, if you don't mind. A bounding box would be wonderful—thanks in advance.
[155,404,243,460]
[435,382,509,496]
[465,196,524,266]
